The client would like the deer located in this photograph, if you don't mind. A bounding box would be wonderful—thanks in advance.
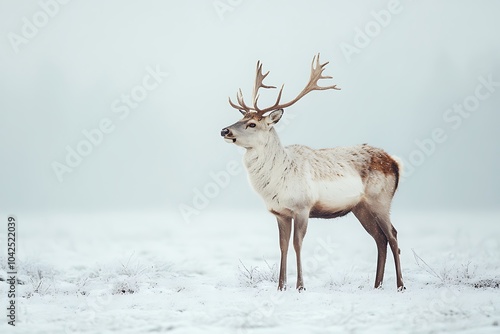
[220,54,404,292]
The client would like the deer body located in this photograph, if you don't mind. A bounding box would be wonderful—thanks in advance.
[244,132,367,218]
[221,54,404,291]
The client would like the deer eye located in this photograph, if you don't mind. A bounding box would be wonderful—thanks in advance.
[248,123,256,128]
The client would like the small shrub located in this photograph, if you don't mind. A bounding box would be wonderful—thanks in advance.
[238,259,278,287]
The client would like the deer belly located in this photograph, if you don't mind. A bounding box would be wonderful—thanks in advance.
[313,177,364,212]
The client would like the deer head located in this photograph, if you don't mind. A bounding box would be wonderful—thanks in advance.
[221,54,340,149]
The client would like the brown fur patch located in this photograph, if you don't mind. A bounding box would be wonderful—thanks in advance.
[391,159,400,192]
[364,147,400,193]
[369,151,395,176]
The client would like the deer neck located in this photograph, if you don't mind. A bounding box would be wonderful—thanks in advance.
[243,128,291,196]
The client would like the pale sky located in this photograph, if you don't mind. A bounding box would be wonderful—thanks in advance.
[1,0,499,216]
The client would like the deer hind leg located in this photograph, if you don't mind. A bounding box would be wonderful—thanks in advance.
[360,203,405,291]
[276,215,292,291]
[293,211,309,291]
[352,204,388,289]
[377,219,405,291]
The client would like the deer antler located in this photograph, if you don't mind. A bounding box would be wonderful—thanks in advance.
[228,53,340,116]
[252,61,276,109]
[228,88,252,113]
[228,61,276,114]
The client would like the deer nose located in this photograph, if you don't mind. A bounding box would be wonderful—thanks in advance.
[221,128,231,137]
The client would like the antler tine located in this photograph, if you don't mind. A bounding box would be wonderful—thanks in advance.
[273,84,284,107]
[253,61,276,114]
[253,62,276,100]
[309,53,338,90]
[228,88,252,114]
[228,96,240,110]
[254,83,284,115]
[237,89,252,111]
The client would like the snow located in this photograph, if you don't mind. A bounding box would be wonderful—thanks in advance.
[1,210,499,333]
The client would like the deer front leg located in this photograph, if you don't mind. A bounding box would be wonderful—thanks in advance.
[276,215,292,291]
[293,211,309,291]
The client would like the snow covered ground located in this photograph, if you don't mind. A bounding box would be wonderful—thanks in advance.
[1,210,499,333]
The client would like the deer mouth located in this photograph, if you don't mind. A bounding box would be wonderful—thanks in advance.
[224,133,236,143]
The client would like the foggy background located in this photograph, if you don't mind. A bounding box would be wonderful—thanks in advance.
[1,0,499,220]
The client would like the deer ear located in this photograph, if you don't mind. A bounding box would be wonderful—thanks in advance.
[267,109,284,125]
